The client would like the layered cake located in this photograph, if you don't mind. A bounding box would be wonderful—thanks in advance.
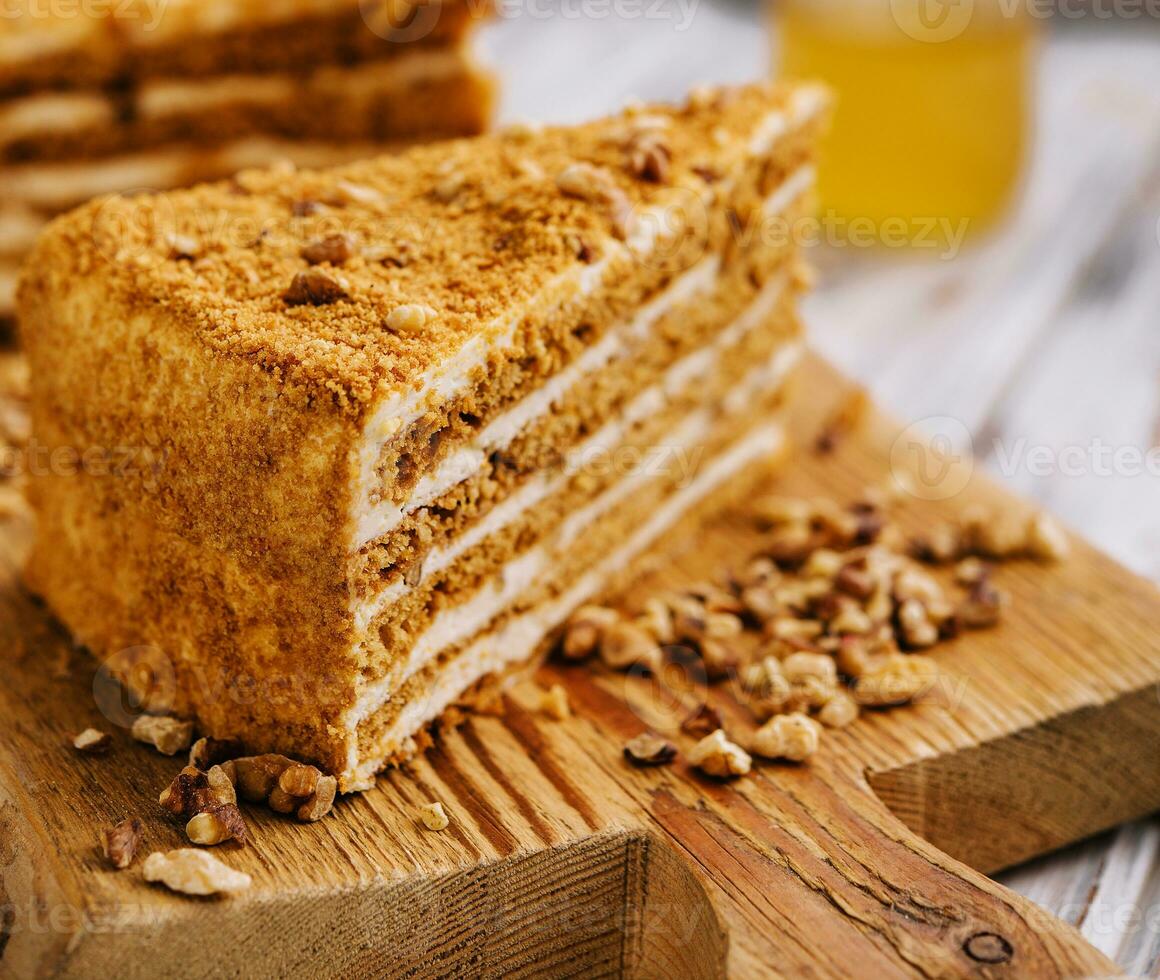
[20,82,827,790]
[0,0,495,325]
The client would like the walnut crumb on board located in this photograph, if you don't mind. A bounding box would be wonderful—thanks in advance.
[143,849,251,896]
[420,802,450,831]
[688,730,751,779]
[623,733,677,767]
[73,728,112,754]
[752,714,822,762]
[539,684,570,720]
[132,716,194,756]
[103,817,143,870]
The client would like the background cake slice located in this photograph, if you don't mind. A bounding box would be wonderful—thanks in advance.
[0,0,495,326]
[20,81,827,790]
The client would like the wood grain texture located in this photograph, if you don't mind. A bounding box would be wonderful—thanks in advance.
[2,352,1157,978]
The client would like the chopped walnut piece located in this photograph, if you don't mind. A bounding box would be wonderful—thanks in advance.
[188,737,243,771]
[278,764,321,799]
[386,303,436,334]
[600,621,662,673]
[623,733,677,767]
[562,604,619,661]
[803,548,843,581]
[628,134,672,183]
[143,849,251,896]
[828,602,874,636]
[737,556,780,590]
[565,232,597,264]
[963,506,1026,559]
[419,801,450,831]
[332,180,383,206]
[232,755,295,803]
[835,564,875,601]
[433,172,468,202]
[73,728,112,754]
[855,655,938,707]
[688,729,751,779]
[165,233,200,261]
[266,787,299,815]
[896,599,939,650]
[501,120,541,141]
[1026,512,1070,562]
[766,617,824,643]
[742,657,796,720]
[698,637,739,681]
[910,524,961,564]
[159,764,236,818]
[753,495,813,528]
[301,233,356,266]
[764,522,818,564]
[742,655,785,694]
[186,805,248,847]
[103,817,143,870]
[132,715,194,756]
[741,583,783,623]
[781,652,838,687]
[954,556,989,586]
[283,268,349,307]
[818,693,860,729]
[298,776,338,823]
[556,162,619,202]
[636,597,676,645]
[681,702,723,738]
[540,684,571,720]
[555,163,632,239]
[752,713,822,762]
[958,579,1006,629]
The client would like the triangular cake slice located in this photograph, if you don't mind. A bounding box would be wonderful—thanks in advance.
[20,81,827,790]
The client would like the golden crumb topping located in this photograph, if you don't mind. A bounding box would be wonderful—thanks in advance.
[21,82,818,416]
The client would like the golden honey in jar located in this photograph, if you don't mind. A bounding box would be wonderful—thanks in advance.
[775,0,1038,251]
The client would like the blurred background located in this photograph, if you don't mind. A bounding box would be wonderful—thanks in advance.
[480,3,1160,973]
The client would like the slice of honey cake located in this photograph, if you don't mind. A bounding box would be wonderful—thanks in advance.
[19,82,827,790]
[0,0,495,325]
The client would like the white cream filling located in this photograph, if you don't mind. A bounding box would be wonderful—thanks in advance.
[137,49,472,118]
[347,336,801,725]
[355,255,723,546]
[0,138,390,211]
[0,92,112,141]
[353,160,817,548]
[349,419,786,781]
[353,268,796,630]
[0,50,471,147]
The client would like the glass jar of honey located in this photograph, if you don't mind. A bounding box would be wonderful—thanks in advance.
[774,0,1039,252]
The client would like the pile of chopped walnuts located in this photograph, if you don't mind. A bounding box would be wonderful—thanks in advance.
[81,725,342,895]
[562,489,1069,780]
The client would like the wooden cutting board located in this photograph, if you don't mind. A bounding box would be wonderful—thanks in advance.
[2,352,1158,979]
